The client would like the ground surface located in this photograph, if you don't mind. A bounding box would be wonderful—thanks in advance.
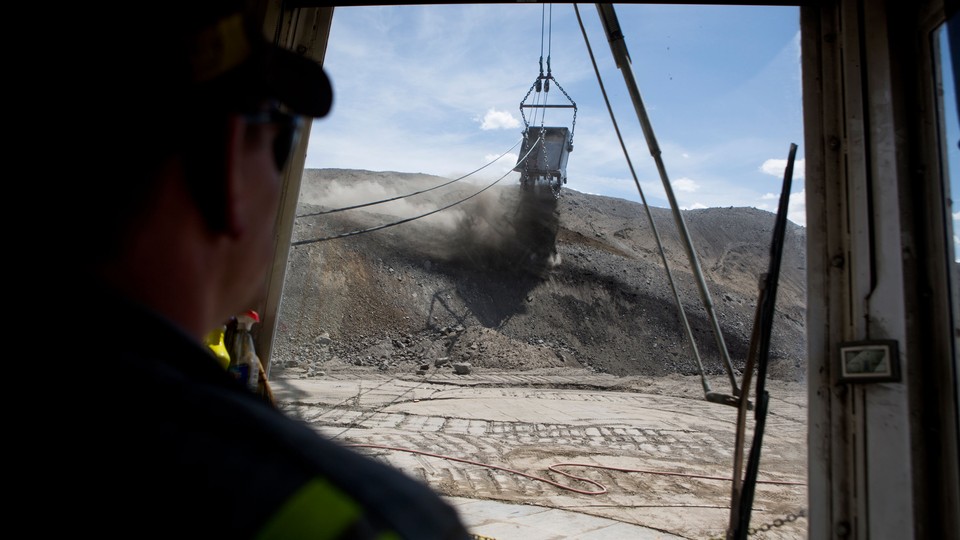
[268,169,810,539]
[272,370,808,539]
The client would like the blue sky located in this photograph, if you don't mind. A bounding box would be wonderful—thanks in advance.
[305,3,960,232]
[940,24,960,260]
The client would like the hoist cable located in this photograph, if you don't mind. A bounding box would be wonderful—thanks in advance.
[547,4,553,75]
[519,3,576,148]
[516,3,576,198]
[290,136,543,246]
[573,4,712,396]
[296,139,522,218]
[539,4,546,75]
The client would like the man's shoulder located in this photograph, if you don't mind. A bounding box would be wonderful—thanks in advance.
[35,282,470,538]
[59,340,470,538]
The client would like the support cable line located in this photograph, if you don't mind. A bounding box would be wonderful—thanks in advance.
[595,4,741,403]
[572,5,727,406]
[297,139,522,218]
[291,137,543,247]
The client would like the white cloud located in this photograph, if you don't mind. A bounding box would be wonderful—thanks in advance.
[953,211,960,220]
[673,177,699,192]
[788,189,806,226]
[472,152,521,183]
[752,190,806,226]
[760,158,806,179]
[479,108,520,130]
[686,202,708,210]
[484,152,518,166]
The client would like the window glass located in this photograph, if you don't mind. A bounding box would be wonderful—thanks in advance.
[937,20,959,261]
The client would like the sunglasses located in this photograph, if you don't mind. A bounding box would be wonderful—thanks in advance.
[242,102,304,171]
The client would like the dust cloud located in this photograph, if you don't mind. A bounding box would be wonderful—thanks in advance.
[442,186,562,277]
[299,172,562,277]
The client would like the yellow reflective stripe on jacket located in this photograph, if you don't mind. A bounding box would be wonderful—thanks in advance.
[256,478,365,539]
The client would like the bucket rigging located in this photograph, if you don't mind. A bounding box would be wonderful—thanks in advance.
[514,3,577,199]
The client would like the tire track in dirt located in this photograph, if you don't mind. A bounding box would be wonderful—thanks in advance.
[279,376,807,538]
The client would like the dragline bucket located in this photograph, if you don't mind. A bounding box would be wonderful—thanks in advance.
[514,126,573,194]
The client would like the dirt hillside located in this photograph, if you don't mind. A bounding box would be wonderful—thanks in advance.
[272,168,807,383]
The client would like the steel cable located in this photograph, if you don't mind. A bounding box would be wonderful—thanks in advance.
[291,136,542,246]
[297,139,522,218]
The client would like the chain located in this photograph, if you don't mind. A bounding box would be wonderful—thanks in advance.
[519,79,540,129]
[747,508,807,536]
[710,508,807,539]
[519,74,577,139]
[539,125,549,178]
[550,77,577,143]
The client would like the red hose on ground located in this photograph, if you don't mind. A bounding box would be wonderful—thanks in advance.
[347,444,806,496]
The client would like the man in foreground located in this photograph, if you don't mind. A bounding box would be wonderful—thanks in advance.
[27,2,472,538]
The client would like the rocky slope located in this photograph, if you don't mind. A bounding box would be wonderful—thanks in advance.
[272,169,807,382]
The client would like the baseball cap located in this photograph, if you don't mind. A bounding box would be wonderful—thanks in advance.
[184,3,333,118]
[51,1,334,257]
[79,0,333,119]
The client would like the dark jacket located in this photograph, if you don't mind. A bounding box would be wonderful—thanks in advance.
[24,279,471,539]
